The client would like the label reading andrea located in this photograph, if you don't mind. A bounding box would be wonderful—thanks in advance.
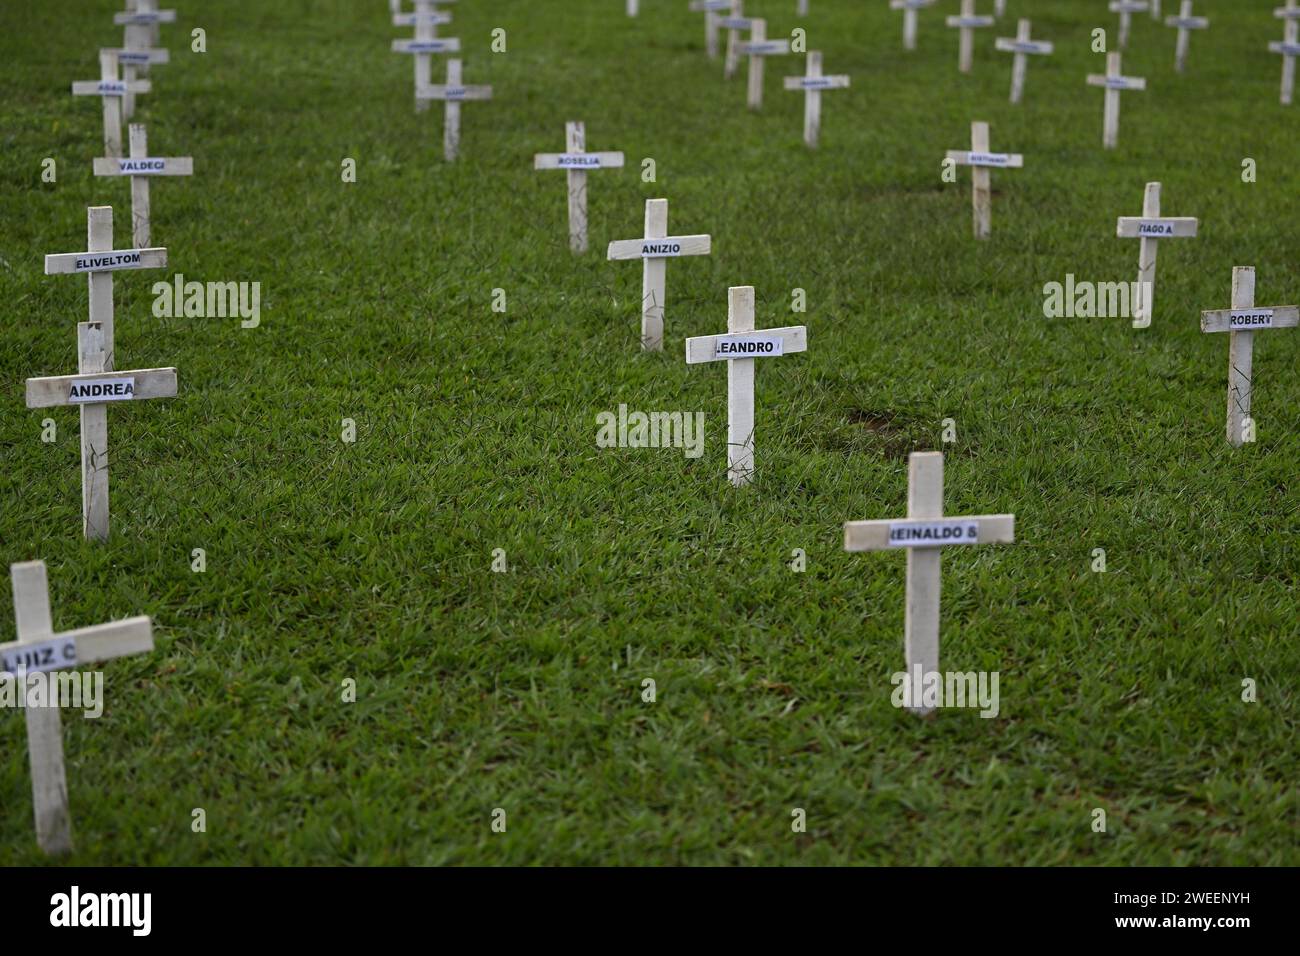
[967,151,1012,167]
[117,158,167,174]
[556,154,603,168]
[74,251,144,271]
[887,520,980,547]
[1229,310,1273,330]
[68,377,137,403]
[1,636,76,676]
[714,336,783,359]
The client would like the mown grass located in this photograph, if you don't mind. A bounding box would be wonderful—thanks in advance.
[0,0,1295,865]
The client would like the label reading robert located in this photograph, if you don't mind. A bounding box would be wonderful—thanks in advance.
[714,336,784,358]
[68,377,137,403]
[887,520,980,547]
[1,636,76,676]
[1229,309,1273,330]
[556,154,603,168]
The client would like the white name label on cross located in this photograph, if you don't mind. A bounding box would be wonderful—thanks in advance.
[417,59,492,161]
[607,198,711,351]
[1115,182,1197,328]
[4,560,154,854]
[1086,52,1146,149]
[945,121,1023,239]
[91,124,192,247]
[534,121,625,254]
[685,286,807,487]
[1199,267,1298,446]
[721,1,752,78]
[1272,0,1300,105]
[1165,1,1209,73]
[116,0,168,120]
[946,0,994,73]
[113,9,176,24]
[690,0,732,59]
[995,19,1053,103]
[739,18,791,110]
[783,51,849,148]
[843,452,1014,715]
[890,0,936,52]
[72,50,149,158]
[393,0,459,113]
[1109,0,1150,49]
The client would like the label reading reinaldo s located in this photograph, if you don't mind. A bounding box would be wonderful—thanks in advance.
[887,520,980,547]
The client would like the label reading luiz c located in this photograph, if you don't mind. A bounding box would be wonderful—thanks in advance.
[887,520,980,547]
[714,336,783,359]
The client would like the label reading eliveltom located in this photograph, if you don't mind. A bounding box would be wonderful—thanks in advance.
[714,336,783,359]
[97,81,128,95]
[73,252,144,272]
[1229,310,1274,330]
[68,377,137,403]
[117,158,167,174]
[556,154,603,168]
[887,520,980,547]
[967,151,1012,167]
[1,636,77,676]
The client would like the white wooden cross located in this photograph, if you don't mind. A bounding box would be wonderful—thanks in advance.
[783,51,849,148]
[392,0,458,113]
[607,199,712,351]
[684,286,806,487]
[1164,1,1208,73]
[690,0,732,59]
[114,0,169,120]
[1151,0,1162,18]
[72,50,150,159]
[1200,267,1298,447]
[797,0,809,15]
[945,121,1022,239]
[91,125,192,248]
[4,560,154,854]
[1109,1,1149,50]
[1271,1,1300,106]
[104,44,168,124]
[890,0,936,52]
[843,451,1014,715]
[1086,52,1145,149]
[534,122,624,254]
[720,2,753,79]
[1116,182,1197,329]
[946,0,994,74]
[995,19,1053,104]
[118,0,173,44]
[416,59,491,162]
[740,19,791,110]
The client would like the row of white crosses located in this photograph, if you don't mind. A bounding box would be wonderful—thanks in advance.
[1272,1,1300,106]
[3,561,155,854]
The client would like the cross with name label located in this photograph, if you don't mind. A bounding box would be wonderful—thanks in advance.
[44,206,167,371]
[740,19,791,110]
[72,50,150,159]
[607,199,711,351]
[416,59,492,161]
[534,122,625,254]
[1116,182,1197,329]
[995,19,1053,103]
[843,451,1014,716]
[783,51,849,148]
[3,560,154,854]
[1271,1,1300,105]
[92,124,192,247]
[114,0,172,118]
[1109,1,1149,49]
[392,0,458,113]
[1199,267,1298,447]
[720,2,752,79]
[891,0,936,51]
[946,0,994,74]
[690,0,732,59]
[945,121,1022,239]
[1086,52,1145,149]
[1164,1,1208,72]
[103,44,168,124]
[685,286,807,487]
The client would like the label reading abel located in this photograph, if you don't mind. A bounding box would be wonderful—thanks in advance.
[887,520,980,547]
[117,158,167,174]
[557,154,603,168]
[714,336,783,358]
[1137,219,1176,236]
[1,636,77,676]
[1229,310,1274,330]
[798,78,838,89]
[97,81,128,95]
[967,151,1012,167]
[68,377,137,403]
[74,251,144,271]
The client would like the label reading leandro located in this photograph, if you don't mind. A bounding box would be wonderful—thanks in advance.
[714,336,783,359]
[887,520,980,547]
[68,377,137,403]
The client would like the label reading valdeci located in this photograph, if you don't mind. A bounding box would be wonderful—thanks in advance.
[887,520,980,547]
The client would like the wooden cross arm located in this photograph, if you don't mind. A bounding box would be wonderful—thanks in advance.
[393,11,452,26]
[608,235,712,260]
[93,157,194,176]
[946,150,1024,168]
[1086,74,1146,89]
[103,48,171,65]
[946,15,995,27]
[995,38,1054,54]
[391,38,461,53]
[740,40,792,55]
[0,617,153,672]
[72,80,151,95]
[1108,1,1149,11]
[1116,217,1198,238]
[718,16,755,29]
[890,0,937,9]
[26,368,179,408]
[1165,16,1209,28]
[1278,5,1300,18]
[416,84,493,101]
[844,515,1015,552]
[1269,41,1300,55]
[685,326,808,364]
[534,152,625,170]
[783,75,850,90]
[690,0,733,10]
[45,248,167,274]
[1200,306,1299,333]
[113,10,177,24]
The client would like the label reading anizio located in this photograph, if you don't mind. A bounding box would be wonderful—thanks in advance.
[887,520,980,547]
[714,336,784,359]
[1,636,77,676]
[68,377,137,403]
[1229,310,1274,329]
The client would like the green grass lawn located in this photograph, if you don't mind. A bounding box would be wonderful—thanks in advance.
[0,0,1296,865]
